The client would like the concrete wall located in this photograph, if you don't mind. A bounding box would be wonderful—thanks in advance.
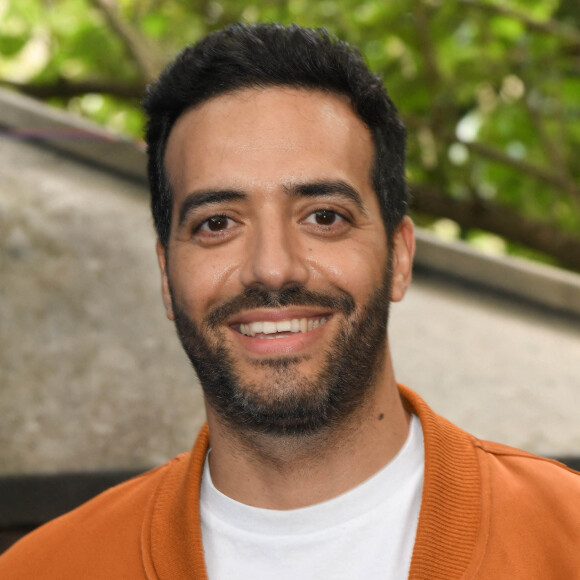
[1,137,204,474]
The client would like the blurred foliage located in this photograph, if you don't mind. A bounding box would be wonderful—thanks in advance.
[1,0,579,269]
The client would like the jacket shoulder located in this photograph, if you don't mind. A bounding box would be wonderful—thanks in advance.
[476,438,580,481]
[0,453,190,579]
[475,438,580,508]
[471,439,580,577]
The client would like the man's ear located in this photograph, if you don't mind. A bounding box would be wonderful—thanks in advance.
[156,239,175,321]
[390,216,415,303]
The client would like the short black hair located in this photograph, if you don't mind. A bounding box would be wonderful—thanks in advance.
[143,23,407,247]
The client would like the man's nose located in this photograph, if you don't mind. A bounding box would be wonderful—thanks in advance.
[239,220,309,291]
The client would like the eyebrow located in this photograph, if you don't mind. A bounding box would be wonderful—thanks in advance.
[178,190,246,228]
[283,180,367,214]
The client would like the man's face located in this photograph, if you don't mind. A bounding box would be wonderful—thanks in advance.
[159,87,413,435]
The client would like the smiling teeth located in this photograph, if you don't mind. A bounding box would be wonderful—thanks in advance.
[239,317,327,337]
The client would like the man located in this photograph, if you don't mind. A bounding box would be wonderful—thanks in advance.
[1,22,579,580]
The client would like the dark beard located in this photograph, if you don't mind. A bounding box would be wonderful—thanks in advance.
[170,269,392,438]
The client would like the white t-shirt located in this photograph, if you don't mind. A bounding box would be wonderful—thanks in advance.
[200,414,424,580]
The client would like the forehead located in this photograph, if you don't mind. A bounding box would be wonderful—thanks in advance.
[164,87,375,198]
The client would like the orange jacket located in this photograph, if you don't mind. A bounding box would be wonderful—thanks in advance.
[1,385,579,579]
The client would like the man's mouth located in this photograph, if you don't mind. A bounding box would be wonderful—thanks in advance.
[238,316,328,338]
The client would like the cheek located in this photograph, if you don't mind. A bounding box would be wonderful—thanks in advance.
[307,240,388,300]
[168,249,240,315]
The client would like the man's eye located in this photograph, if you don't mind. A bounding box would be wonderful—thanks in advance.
[199,215,231,232]
[305,210,343,226]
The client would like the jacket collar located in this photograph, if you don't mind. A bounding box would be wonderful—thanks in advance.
[400,385,482,580]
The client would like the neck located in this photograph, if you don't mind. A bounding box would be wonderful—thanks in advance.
[205,354,410,509]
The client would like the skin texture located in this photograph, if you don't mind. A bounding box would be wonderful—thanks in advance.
[158,87,415,508]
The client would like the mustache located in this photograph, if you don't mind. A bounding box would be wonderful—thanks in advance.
[205,285,356,327]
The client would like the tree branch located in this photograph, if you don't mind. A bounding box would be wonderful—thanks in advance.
[403,114,580,200]
[410,182,580,271]
[1,79,146,100]
[460,0,580,48]
[412,1,449,147]
[521,95,580,214]
[88,0,164,83]
[462,139,580,199]
[414,2,441,102]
